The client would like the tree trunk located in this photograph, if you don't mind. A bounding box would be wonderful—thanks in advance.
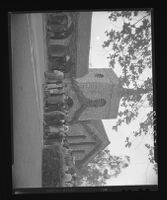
[120,87,152,97]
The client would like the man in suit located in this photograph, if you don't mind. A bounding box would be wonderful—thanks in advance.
[44,110,68,127]
[45,96,73,113]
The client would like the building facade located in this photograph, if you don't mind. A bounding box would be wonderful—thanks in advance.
[64,68,121,122]
[67,120,110,170]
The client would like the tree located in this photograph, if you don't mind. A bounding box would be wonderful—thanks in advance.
[76,149,130,186]
[102,10,157,173]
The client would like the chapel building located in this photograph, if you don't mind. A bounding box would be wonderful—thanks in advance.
[46,11,122,170]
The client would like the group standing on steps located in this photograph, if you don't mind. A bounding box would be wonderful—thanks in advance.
[43,12,77,187]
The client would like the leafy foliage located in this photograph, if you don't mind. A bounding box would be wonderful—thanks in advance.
[42,145,64,187]
[77,149,130,186]
[103,11,157,173]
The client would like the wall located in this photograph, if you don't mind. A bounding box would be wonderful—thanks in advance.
[66,68,120,120]
[67,123,97,161]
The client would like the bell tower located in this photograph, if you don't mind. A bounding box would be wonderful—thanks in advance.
[66,68,121,121]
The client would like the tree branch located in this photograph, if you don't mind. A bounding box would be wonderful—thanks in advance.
[120,87,152,97]
[132,14,150,26]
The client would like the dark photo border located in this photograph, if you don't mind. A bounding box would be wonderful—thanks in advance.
[1,5,161,200]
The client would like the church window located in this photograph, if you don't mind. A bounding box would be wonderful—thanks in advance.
[89,98,107,107]
[94,73,104,78]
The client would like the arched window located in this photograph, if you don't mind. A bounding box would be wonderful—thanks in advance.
[94,98,106,107]
[89,98,107,107]
[94,73,104,78]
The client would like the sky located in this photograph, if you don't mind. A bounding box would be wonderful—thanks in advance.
[89,11,157,186]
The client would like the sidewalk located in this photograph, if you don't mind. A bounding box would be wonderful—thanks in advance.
[12,14,47,188]
[27,13,48,121]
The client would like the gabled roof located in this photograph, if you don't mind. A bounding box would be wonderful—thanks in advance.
[102,68,120,85]
[89,120,110,144]
[75,120,110,170]
[75,12,92,78]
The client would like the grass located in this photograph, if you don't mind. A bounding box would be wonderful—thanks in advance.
[42,144,64,187]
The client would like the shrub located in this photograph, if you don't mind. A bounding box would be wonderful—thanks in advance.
[42,144,64,187]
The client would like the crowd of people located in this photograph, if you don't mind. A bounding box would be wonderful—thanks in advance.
[43,12,78,187]
[43,70,77,187]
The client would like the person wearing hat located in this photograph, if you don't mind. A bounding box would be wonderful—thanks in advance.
[45,84,68,97]
[48,54,71,68]
[44,110,68,126]
[43,86,66,104]
[44,93,66,109]
[45,123,69,132]
[45,89,65,97]
[44,127,68,139]
[45,102,66,113]
[44,80,65,88]
[45,82,66,89]
[45,93,66,105]
[45,79,63,85]
[44,90,65,99]
[45,100,72,114]
[46,94,73,108]
[49,59,74,74]
[45,95,73,111]
[44,70,64,82]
